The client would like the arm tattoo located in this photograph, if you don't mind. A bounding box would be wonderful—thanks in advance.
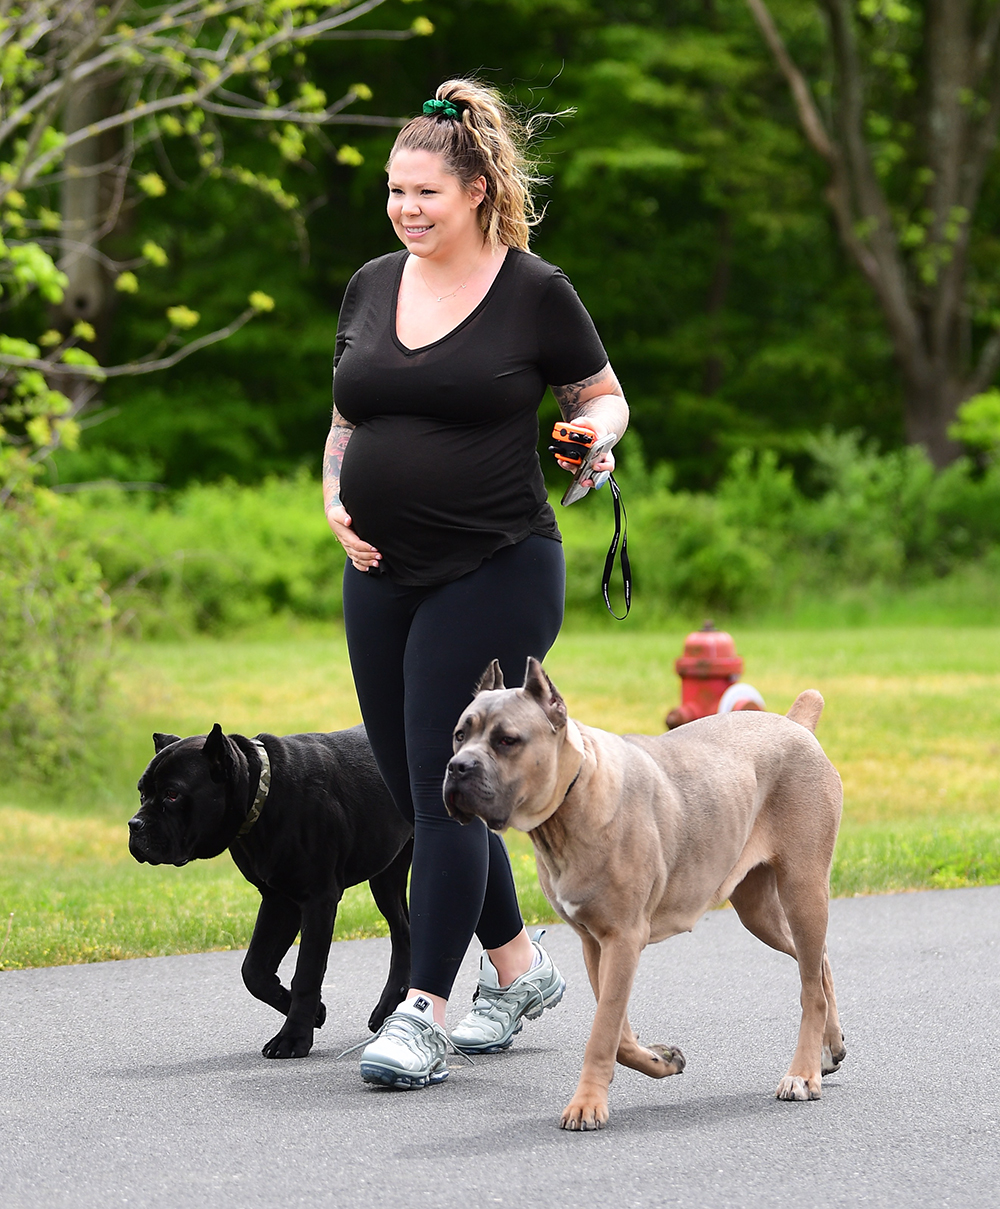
[552,363,620,420]
[323,406,354,510]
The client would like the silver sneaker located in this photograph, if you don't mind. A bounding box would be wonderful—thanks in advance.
[360,995,450,1089]
[450,930,565,1054]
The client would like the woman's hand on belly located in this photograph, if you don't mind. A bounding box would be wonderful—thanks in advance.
[326,504,382,572]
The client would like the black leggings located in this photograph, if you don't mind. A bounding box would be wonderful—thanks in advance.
[342,535,565,1000]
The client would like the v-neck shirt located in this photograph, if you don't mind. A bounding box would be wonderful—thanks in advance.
[333,247,607,586]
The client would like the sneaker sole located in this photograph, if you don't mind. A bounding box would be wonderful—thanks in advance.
[452,973,566,1054]
[360,1061,449,1089]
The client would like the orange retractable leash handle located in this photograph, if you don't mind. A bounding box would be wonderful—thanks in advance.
[549,422,598,466]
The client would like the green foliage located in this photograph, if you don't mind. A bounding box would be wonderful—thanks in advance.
[1,1,414,490]
[949,389,1000,457]
[46,0,907,491]
[0,220,112,785]
[73,474,343,636]
[0,494,112,782]
[560,430,1000,618]
[56,435,1000,636]
[1,4,423,785]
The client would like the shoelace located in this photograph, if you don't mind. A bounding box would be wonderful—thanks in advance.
[468,978,545,1024]
[338,1011,475,1065]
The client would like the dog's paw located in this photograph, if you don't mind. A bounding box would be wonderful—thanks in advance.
[646,1044,686,1077]
[262,1027,314,1059]
[315,1001,327,1030]
[560,1097,609,1132]
[368,990,406,1033]
[775,1074,821,1101]
[616,1039,685,1079]
[822,1032,846,1074]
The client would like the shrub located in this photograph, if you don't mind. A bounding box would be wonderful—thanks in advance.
[72,472,343,636]
[0,493,112,780]
[61,433,1000,634]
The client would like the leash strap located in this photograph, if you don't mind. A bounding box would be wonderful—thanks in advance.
[601,475,631,620]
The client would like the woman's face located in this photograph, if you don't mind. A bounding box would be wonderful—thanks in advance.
[387,148,486,258]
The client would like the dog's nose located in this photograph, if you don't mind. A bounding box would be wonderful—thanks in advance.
[447,755,476,780]
[128,815,145,833]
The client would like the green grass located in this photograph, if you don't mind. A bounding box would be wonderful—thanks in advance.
[0,806,551,969]
[3,621,1000,970]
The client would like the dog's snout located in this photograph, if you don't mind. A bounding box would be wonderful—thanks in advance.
[447,754,477,780]
[128,815,145,833]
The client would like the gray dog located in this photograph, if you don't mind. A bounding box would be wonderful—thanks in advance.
[443,658,845,1131]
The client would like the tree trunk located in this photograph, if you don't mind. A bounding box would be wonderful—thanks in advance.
[60,75,108,324]
[902,370,964,467]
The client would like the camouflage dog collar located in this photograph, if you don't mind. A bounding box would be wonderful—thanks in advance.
[238,739,271,836]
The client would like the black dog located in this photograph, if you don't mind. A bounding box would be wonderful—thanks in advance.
[129,724,412,1059]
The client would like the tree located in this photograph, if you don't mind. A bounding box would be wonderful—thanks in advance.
[746,0,1000,466]
[0,0,428,501]
[29,0,927,490]
[0,0,427,776]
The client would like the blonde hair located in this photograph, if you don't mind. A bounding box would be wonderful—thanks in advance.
[388,78,543,252]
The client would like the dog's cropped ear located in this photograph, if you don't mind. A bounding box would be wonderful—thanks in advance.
[202,723,237,784]
[474,659,505,695]
[152,732,181,753]
[522,657,567,731]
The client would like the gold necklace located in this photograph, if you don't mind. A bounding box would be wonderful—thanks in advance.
[417,257,480,303]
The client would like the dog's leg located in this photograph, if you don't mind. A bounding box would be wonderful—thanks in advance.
[261,893,340,1059]
[729,864,796,957]
[561,930,646,1132]
[773,871,833,1101]
[366,838,413,1031]
[242,893,302,1020]
[579,927,684,1083]
[820,946,846,1073]
[578,929,602,998]
[730,864,846,1077]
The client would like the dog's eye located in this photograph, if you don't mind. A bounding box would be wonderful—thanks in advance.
[164,790,180,803]
[454,730,465,744]
[496,735,520,748]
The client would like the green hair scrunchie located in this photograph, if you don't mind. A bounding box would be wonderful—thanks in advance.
[422,98,461,120]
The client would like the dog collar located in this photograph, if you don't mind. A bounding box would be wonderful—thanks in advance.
[237,739,271,836]
[561,762,583,806]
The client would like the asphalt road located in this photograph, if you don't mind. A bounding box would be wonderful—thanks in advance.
[2,886,998,1208]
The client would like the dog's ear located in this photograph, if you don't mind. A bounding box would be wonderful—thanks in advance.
[152,732,181,753]
[474,659,505,695]
[202,723,237,784]
[522,657,567,730]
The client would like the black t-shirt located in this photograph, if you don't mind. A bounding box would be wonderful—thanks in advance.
[333,247,608,586]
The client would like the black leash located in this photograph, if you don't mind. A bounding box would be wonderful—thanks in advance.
[601,474,631,619]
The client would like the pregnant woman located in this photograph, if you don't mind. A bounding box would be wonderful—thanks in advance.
[323,77,629,1089]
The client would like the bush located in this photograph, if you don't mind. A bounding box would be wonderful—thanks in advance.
[61,433,1000,635]
[72,471,343,636]
[562,429,1000,618]
[0,493,113,780]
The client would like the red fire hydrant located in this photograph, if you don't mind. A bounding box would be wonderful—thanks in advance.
[665,621,765,729]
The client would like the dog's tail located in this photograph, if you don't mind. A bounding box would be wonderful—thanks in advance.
[786,689,824,732]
